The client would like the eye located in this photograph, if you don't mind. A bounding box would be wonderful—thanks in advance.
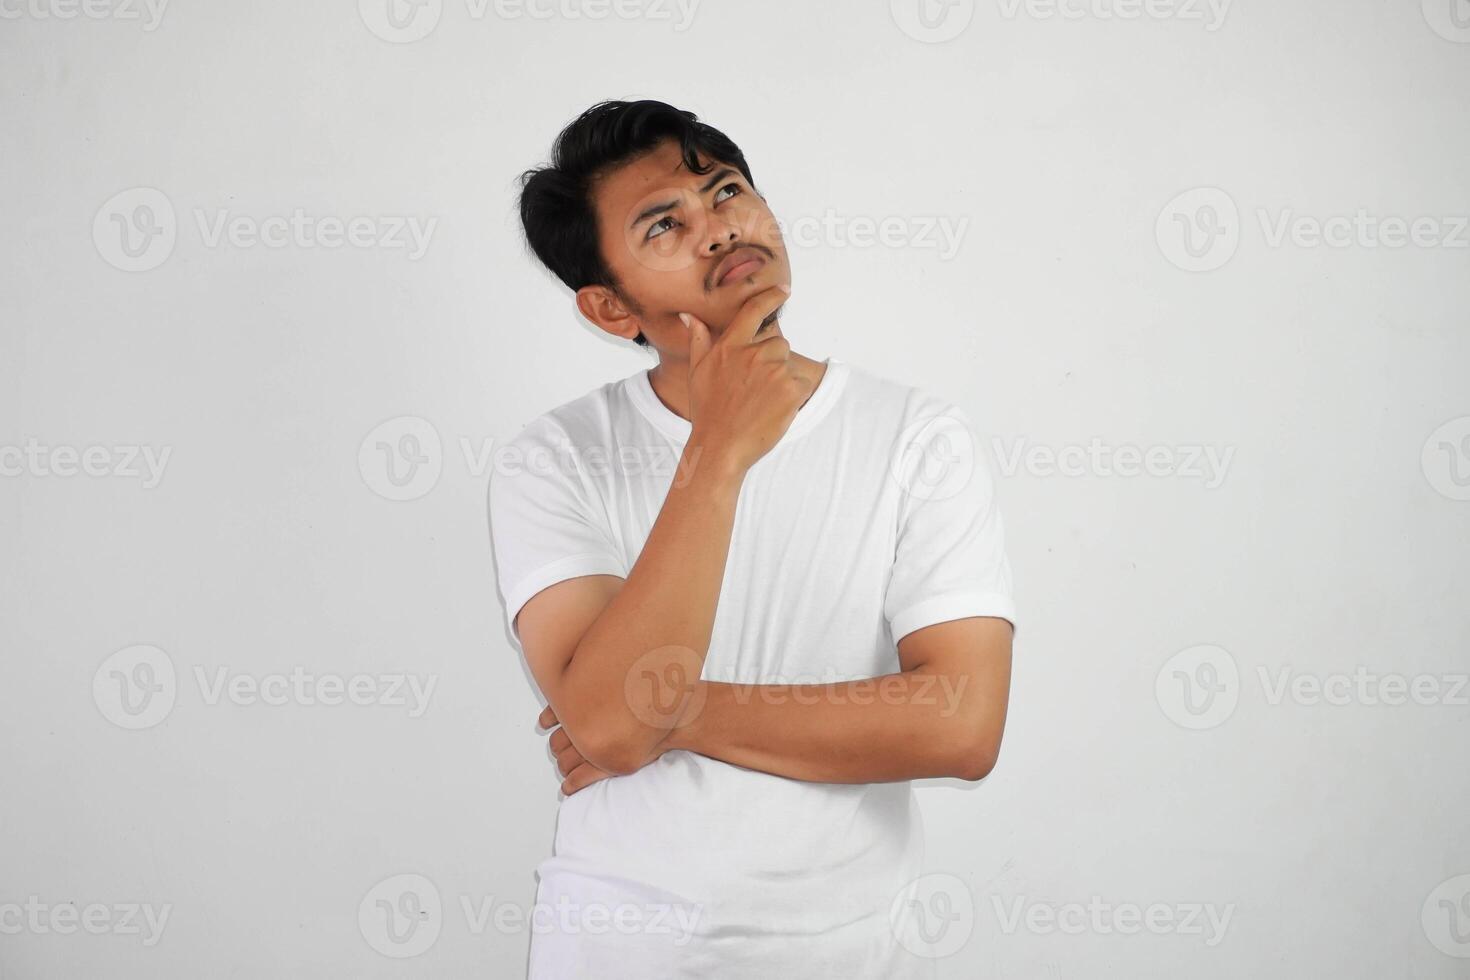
[645,215,679,242]
[643,182,742,243]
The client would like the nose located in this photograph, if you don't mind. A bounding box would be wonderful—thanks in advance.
[700,207,744,256]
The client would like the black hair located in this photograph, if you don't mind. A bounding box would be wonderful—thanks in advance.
[517,99,759,348]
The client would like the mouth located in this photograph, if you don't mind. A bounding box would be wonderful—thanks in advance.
[716,249,767,287]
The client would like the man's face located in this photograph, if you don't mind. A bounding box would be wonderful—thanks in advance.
[581,137,790,351]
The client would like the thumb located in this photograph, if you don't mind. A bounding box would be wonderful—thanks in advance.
[681,312,711,369]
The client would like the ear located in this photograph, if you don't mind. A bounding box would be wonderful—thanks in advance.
[575,285,644,343]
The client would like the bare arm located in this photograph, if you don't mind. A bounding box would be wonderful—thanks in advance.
[524,451,741,776]
[514,284,809,776]
[658,616,1013,783]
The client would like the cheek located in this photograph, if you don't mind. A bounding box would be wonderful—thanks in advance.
[615,186,709,276]
[732,205,780,244]
[605,260,707,319]
[620,220,708,277]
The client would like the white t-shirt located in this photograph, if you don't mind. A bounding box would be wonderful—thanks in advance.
[488,356,1016,978]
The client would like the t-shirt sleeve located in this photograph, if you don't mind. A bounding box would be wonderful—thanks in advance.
[883,403,1017,646]
[487,418,626,646]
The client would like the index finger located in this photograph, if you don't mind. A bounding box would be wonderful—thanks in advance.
[561,761,614,797]
[719,283,790,349]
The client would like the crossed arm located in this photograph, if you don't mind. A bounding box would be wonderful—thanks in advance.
[530,579,1013,795]
[511,439,1013,797]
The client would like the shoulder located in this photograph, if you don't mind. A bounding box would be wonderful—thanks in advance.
[488,374,630,505]
[836,359,977,441]
[834,361,993,507]
[496,374,627,458]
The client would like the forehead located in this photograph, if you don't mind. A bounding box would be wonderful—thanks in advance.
[591,140,719,219]
[597,139,700,194]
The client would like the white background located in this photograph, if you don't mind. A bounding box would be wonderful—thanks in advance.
[3,0,1468,976]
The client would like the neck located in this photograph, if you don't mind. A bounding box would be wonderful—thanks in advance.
[647,349,828,424]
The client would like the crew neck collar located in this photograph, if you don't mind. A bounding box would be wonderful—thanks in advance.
[627,357,848,445]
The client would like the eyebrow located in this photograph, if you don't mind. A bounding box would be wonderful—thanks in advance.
[627,167,740,232]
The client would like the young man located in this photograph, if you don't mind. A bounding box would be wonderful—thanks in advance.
[488,100,1016,978]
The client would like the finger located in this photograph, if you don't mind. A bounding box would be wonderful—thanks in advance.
[548,726,571,754]
[555,743,584,778]
[561,762,613,797]
[681,312,712,372]
[537,704,557,730]
[720,283,790,349]
[751,333,792,364]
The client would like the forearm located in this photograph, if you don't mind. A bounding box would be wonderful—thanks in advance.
[556,437,743,772]
[665,665,1002,784]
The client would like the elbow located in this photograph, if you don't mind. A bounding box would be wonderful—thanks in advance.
[576,720,658,777]
[552,678,671,776]
[949,728,1002,782]
[939,687,1006,780]
[954,747,999,782]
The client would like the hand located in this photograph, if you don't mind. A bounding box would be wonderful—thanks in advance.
[538,704,616,796]
[679,283,814,475]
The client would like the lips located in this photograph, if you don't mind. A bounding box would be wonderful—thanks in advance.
[716,248,767,286]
